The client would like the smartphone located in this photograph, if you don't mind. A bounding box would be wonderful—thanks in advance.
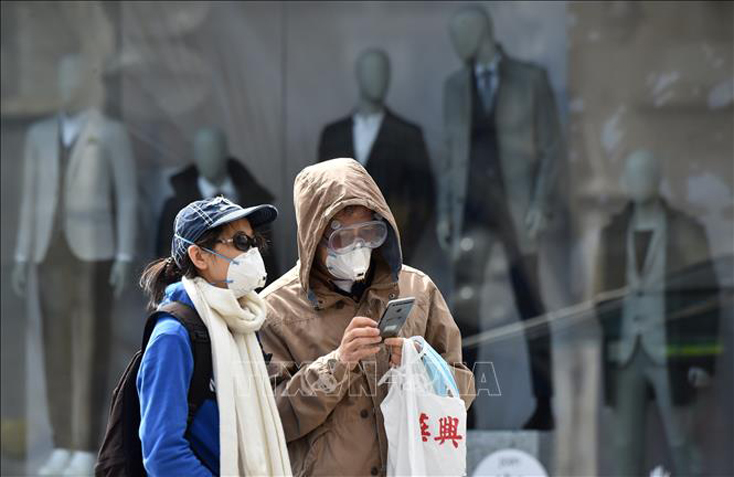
[378,297,415,338]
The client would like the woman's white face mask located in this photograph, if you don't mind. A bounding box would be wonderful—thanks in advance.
[223,247,268,297]
[175,234,268,297]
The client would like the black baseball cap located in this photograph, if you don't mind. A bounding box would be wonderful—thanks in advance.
[171,196,278,266]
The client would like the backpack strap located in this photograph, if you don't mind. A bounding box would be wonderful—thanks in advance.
[145,302,215,426]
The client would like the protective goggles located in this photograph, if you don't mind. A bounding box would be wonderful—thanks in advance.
[323,220,388,255]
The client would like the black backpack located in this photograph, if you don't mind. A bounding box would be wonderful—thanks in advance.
[95,302,215,477]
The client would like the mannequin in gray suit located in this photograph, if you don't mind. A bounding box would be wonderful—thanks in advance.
[439,6,564,430]
[596,151,720,476]
[12,54,137,476]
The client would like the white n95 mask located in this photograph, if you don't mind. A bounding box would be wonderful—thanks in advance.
[325,247,372,282]
[174,234,268,297]
[225,247,268,297]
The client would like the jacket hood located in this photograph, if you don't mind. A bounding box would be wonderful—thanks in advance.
[293,158,403,301]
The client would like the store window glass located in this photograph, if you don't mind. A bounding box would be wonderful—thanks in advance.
[1,2,731,476]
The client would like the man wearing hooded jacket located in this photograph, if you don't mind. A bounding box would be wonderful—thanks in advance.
[259,158,475,476]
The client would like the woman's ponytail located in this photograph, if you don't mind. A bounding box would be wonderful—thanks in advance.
[139,257,183,310]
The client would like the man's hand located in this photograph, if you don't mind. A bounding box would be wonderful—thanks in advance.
[384,337,423,367]
[336,317,382,371]
[109,259,131,299]
[384,337,404,367]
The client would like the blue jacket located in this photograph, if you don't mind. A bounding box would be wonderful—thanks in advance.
[137,282,219,476]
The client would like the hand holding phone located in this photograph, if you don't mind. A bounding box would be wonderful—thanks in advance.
[336,316,382,370]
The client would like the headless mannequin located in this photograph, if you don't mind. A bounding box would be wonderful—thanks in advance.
[318,48,435,263]
[157,126,280,281]
[193,127,232,197]
[352,49,388,166]
[12,55,130,299]
[601,150,712,476]
[444,6,555,430]
[441,6,547,244]
[355,49,389,116]
[12,54,137,476]
[622,151,710,386]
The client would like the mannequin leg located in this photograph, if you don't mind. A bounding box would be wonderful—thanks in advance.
[452,227,494,429]
[38,238,82,450]
[72,259,113,452]
[509,254,554,429]
[645,360,702,476]
[613,347,648,476]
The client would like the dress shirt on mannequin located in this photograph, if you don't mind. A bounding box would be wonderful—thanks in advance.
[197,174,237,201]
[352,110,384,166]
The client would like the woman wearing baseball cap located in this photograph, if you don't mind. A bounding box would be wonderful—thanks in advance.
[136,196,291,476]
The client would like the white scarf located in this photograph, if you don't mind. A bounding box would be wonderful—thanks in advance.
[182,276,291,476]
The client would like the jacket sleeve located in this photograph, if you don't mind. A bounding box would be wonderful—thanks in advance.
[15,126,37,263]
[316,126,331,163]
[260,319,362,442]
[677,220,722,376]
[423,278,477,409]
[531,68,564,216]
[402,127,435,257]
[137,319,213,477]
[106,121,137,262]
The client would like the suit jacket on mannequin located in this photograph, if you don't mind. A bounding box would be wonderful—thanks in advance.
[595,201,721,407]
[15,109,137,263]
[156,158,280,280]
[440,45,564,256]
[317,108,435,263]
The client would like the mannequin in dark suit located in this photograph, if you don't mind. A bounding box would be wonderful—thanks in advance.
[317,48,435,265]
[441,6,564,430]
[157,127,279,283]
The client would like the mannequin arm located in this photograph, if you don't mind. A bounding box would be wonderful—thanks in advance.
[15,127,37,266]
[109,259,131,299]
[108,122,137,262]
[529,69,564,226]
[437,79,456,251]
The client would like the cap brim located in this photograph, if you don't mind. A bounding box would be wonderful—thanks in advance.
[209,204,279,230]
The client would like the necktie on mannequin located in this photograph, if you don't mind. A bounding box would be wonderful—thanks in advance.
[477,67,497,113]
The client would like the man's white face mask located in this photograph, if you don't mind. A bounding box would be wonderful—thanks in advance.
[325,246,372,282]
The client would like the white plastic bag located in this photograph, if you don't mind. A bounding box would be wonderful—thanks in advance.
[379,337,467,476]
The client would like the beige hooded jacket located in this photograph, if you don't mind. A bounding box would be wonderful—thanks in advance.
[260,158,476,476]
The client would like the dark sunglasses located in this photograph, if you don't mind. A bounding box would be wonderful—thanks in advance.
[215,231,266,252]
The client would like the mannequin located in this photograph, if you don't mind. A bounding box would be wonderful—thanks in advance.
[595,150,720,476]
[440,5,564,430]
[12,53,137,475]
[157,126,280,283]
[317,48,435,264]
